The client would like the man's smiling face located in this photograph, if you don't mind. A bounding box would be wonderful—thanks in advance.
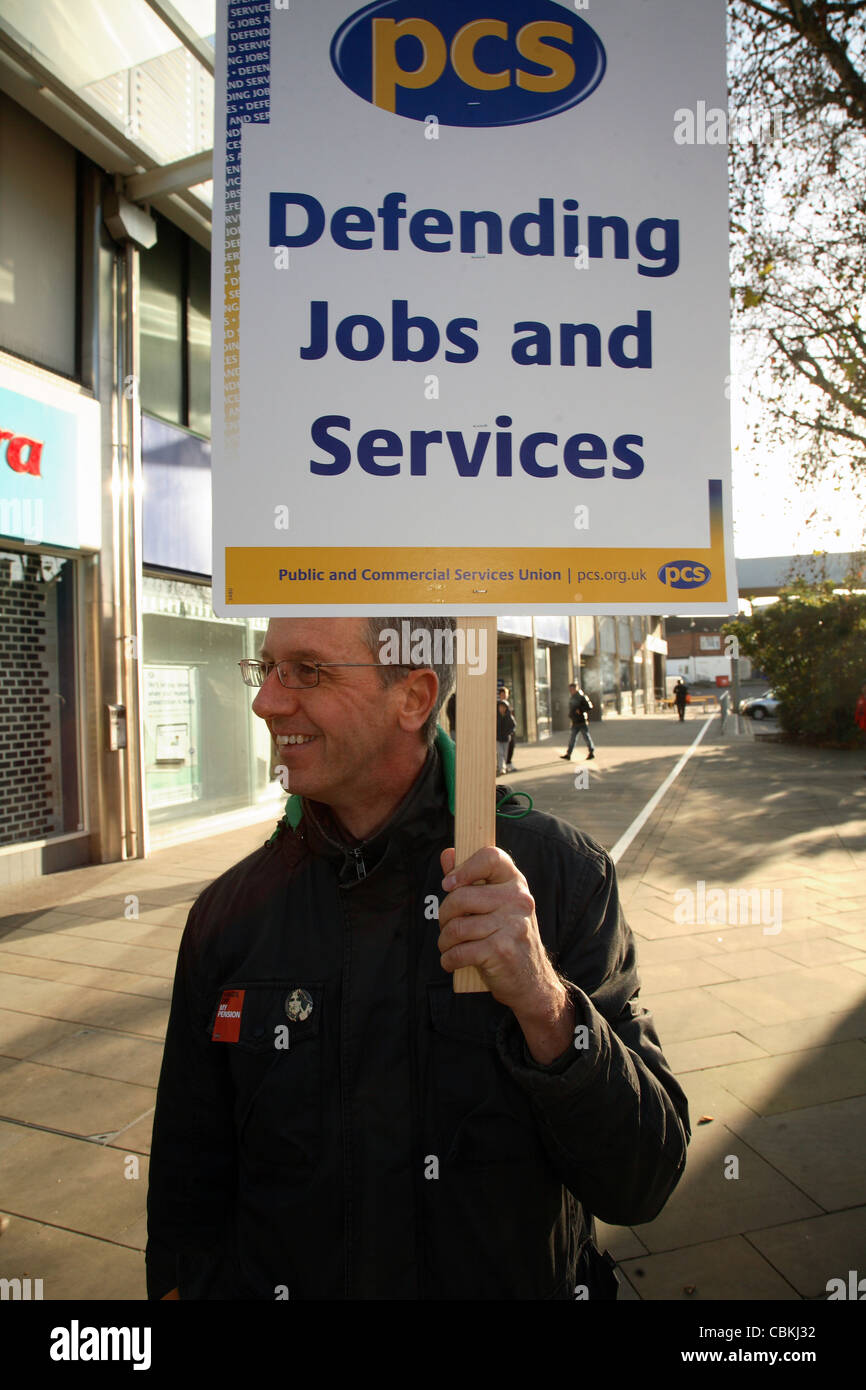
[251,618,432,833]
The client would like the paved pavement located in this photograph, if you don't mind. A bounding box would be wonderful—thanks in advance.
[1,708,864,1301]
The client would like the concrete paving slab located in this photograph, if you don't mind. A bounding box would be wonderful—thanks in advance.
[799,875,866,895]
[622,884,677,911]
[0,1121,148,1248]
[0,1009,84,1061]
[843,957,866,977]
[664,1033,769,1074]
[628,912,729,942]
[0,1058,155,1137]
[56,896,136,921]
[737,1008,866,1057]
[631,1118,820,1254]
[615,1270,641,1299]
[106,1110,154,1155]
[731,1096,866,1211]
[646,988,758,1043]
[0,908,87,935]
[680,1072,766,1133]
[135,906,192,927]
[56,921,185,952]
[0,1212,146,1300]
[703,965,866,1027]
[809,908,866,933]
[594,1220,648,1261]
[771,937,866,966]
[631,935,726,963]
[0,929,177,978]
[0,975,168,1038]
[828,930,866,952]
[619,1235,799,1301]
[638,960,737,995]
[745,1207,866,1301]
[27,1029,164,1088]
[684,948,798,980]
[689,919,836,951]
[0,953,172,1002]
[695,1041,866,1116]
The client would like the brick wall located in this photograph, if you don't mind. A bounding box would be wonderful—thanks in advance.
[0,552,56,844]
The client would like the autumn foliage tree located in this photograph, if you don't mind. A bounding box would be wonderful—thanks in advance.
[729,1,866,495]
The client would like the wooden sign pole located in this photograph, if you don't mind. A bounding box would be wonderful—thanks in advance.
[452,617,498,994]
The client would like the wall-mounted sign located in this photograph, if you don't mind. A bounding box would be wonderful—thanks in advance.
[212,0,735,615]
[0,361,100,551]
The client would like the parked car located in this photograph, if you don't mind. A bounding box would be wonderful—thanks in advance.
[739,690,781,720]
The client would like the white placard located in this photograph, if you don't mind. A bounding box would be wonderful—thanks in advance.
[213,0,735,615]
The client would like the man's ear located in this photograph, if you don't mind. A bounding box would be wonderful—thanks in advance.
[395,669,439,734]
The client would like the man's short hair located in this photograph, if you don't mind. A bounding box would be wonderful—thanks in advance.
[363,617,457,746]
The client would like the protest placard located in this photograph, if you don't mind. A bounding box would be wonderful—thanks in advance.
[212,0,734,617]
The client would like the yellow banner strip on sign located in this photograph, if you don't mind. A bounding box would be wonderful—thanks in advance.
[224,547,724,605]
[226,481,728,607]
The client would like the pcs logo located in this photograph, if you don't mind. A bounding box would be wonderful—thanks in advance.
[331,0,606,127]
[658,561,712,591]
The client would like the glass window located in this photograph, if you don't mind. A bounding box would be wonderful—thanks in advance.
[140,218,213,437]
[577,615,596,655]
[496,644,525,740]
[600,652,618,695]
[599,617,616,653]
[142,576,281,828]
[0,96,77,377]
[140,217,184,424]
[187,240,211,436]
[0,551,81,844]
[534,642,551,739]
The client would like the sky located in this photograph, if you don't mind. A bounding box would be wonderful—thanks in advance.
[729,346,865,562]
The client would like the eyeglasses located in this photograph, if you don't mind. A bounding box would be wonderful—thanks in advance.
[239,659,409,689]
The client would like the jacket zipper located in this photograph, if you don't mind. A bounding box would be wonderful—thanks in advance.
[347,847,366,881]
[408,869,424,1298]
[338,885,354,1299]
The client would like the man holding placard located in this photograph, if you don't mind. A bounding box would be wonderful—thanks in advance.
[146,616,689,1301]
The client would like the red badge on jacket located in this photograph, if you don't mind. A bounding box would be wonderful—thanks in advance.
[212,989,245,1042]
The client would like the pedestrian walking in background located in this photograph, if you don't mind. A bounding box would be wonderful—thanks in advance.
[560,682,595,761]
[673,679,688,722]
[496,698,515,776]
[498,683,516,771]
[718,687,730,733]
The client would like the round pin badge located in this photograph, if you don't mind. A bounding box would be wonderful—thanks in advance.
[285,988,313,1023]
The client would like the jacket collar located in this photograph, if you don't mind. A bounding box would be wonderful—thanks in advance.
[279,726,455,834]
[273,728,455,875]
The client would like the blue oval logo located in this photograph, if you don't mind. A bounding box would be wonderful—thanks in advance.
[658,561,712,591]
[331,0,606,127]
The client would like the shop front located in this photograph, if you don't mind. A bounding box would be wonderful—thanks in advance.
[141,416,283,843]
[0,358,100,881]
[497,618,533,741]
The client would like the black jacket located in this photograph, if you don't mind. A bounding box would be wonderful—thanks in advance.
[496,702,516,741]
[568,690,592,726]
[146,734,689,1300]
